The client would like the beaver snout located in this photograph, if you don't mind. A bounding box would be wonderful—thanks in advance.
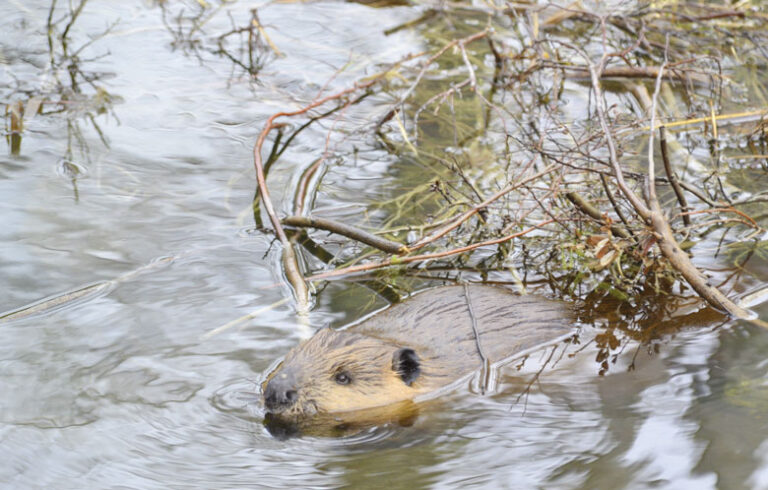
[263,375,299,413]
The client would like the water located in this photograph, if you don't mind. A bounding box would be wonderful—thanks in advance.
[2,1,768,488]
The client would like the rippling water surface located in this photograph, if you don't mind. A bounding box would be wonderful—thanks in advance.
[2,1,768,489]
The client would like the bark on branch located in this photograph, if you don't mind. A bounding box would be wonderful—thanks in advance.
[282,216,409,255]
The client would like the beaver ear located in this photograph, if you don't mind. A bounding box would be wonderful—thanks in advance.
[392,348,421,386]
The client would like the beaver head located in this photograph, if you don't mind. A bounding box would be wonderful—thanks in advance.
[262,327,423,418]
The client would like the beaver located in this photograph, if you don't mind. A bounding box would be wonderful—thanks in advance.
[262,285,573,432]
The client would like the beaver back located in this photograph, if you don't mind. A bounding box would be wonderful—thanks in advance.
[355,285,573,388]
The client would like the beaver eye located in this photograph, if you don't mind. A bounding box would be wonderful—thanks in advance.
[334,372,351,385]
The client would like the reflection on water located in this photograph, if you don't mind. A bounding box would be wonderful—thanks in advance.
[1,1,768,489]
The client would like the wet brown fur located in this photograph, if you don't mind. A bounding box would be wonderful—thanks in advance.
[263,285,573,421]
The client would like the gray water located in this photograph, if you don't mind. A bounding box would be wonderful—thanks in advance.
[2,1,768,489]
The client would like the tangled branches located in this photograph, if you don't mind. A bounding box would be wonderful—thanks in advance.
[251,2,768,324]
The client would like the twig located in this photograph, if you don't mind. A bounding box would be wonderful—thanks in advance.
[564,65,710,84]
[282,216,409,255]
[379,29,489,128]
[678,208,760,229]
[565,192,631,239]
[293,158,323,217]
[600,173,634,235]
[458,40,477,90]
[410,164,557,250]
[201,298,290,339]
[677,180,718,207]
[659,126,691,226]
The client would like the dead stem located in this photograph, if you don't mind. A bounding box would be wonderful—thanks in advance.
[659,126,692,226]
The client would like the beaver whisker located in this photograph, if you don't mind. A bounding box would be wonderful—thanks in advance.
[303,400,318,416]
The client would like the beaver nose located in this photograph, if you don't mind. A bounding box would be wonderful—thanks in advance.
[264,377,299,413]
